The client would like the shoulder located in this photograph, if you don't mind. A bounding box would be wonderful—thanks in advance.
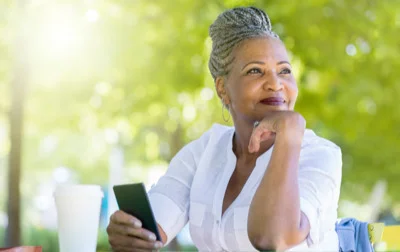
[301,129,342,158]
[302,129,341,151]
[300,129,342,179]
[175,123,233,158]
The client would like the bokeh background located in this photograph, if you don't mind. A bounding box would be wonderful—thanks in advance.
[0,0,399,251]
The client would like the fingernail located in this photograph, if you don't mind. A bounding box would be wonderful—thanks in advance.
[148,233,156,241]
[154,242,163,248]
[133,220,142,228]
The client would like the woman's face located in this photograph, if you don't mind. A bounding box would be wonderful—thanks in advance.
[216,37,298,122]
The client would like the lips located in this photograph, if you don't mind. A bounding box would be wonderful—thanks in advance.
[260,97,285,106]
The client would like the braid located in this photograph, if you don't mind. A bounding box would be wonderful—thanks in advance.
[208,7,279,80]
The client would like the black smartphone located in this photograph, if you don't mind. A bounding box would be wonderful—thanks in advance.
[113,183,162,241]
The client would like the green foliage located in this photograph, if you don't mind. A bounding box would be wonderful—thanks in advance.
[22,227,58,251]
[0,226,112,251]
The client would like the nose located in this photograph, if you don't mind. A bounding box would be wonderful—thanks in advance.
[262,70,282,91]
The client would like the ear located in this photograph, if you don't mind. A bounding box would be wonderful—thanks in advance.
[215,76,230,105]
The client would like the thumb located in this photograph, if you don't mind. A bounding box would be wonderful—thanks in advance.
[259,131,275,142]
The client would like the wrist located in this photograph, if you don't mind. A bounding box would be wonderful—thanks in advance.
[277,114,305,138]
[276,130,304,146]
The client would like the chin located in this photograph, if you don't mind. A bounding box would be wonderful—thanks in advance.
[265,106,290,111]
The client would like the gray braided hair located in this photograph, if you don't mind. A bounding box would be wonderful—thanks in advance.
[208,7,279,80]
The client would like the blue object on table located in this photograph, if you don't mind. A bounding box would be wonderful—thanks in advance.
[335,218,374,252]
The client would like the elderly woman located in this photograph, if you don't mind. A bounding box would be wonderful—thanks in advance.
[107,6,342,251]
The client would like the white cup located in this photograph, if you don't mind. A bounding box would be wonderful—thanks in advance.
[54,184,104,252]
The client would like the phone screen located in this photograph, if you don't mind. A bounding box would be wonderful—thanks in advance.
[113,183,162,241]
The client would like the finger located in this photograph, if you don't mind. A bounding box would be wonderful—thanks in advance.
[259,131,275,142]
[134,249,157,252]
[134,238,163,250]
[249,124,274,153]
[112,246,133,252]
[113,246,153,252]
[113,247,154,252]
[249,126,264,153]
[109,234,163,250]
[109,223,157,241]
[111,210,142,227]
[109,233,135,247]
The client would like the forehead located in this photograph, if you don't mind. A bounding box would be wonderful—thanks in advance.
[231,37,289,66]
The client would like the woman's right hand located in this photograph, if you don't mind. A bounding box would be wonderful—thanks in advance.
[107,210,164,252]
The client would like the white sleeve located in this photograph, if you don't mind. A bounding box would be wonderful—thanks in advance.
[148,131,210,245]
[298,140,342,245]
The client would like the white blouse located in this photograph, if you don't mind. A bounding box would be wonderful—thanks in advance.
[149,124,342,251]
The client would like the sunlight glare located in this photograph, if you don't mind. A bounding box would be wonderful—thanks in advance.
[86,9,99,23]
[34,5,82,59]
[47,21,79,55]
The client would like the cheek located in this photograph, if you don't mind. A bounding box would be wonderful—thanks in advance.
[236,83,260,104]
[285,81,298,108]
[290,85,299,99]
[226,80,248,100]
[226,81,258,111]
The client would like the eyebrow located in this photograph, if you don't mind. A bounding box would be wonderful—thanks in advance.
[277,60,291,66]
[241,60,291,70]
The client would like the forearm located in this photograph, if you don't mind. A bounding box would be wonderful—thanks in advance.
[248,132,306,249]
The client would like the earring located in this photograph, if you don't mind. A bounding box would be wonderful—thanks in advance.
[221,98,231,123]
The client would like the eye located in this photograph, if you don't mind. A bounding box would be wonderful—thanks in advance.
[246,68,262,75]
[279,68,292,75]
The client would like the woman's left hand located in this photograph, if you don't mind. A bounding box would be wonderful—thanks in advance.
[248,111,306,153]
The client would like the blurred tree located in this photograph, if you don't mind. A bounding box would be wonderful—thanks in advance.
[5,0,28,246]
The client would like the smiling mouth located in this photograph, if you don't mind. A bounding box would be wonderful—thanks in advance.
[260,97,286,106]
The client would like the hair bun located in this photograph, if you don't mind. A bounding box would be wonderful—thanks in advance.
[208,7,278,80]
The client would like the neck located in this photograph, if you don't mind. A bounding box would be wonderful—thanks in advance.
[232,118,275,161]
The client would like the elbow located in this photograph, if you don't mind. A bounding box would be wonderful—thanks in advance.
[248,230,302,251]
[248,223,285,250]
[249,235,287,251]
[247,215,309,250]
